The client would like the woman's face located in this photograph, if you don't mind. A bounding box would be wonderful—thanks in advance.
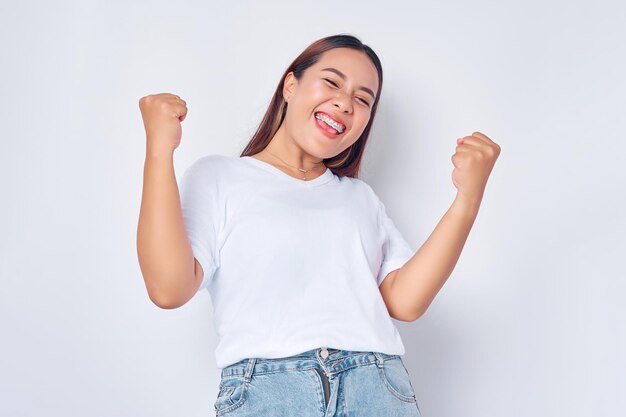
[282,47,379,160]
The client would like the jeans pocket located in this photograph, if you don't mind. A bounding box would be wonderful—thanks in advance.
[213,375,248,415]
[377,356,417,403]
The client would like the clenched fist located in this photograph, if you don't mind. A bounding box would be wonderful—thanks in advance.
[451,131,501,203]
[138,93,188,156]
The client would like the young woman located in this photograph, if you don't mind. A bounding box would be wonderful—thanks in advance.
[138,34,500,417]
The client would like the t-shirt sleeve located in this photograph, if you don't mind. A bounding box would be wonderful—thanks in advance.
[179,156,223,292]
[375,196,415,287]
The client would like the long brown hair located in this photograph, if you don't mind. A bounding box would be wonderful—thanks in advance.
[239,34,384,179]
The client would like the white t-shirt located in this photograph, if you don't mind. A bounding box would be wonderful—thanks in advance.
[179,154,415,369]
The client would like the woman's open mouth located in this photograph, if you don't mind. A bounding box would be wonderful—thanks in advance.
[314,112,345,139]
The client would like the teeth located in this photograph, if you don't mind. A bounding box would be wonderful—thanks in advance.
[315,113,344,133]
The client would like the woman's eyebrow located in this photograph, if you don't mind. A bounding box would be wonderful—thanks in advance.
[320,67,376,99]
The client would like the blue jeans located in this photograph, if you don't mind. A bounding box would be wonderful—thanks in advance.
[213,347,422,416]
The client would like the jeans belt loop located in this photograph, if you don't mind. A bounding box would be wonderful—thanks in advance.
[244,358,256,382]
[373,352,385,368]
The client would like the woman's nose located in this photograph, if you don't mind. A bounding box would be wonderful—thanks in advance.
[332,92,352,113]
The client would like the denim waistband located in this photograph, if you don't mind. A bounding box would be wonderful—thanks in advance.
[221,347,401,379]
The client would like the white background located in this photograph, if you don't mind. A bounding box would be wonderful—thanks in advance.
[1,1,624,416]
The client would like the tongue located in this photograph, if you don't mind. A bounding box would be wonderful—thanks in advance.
[316,115,338,134]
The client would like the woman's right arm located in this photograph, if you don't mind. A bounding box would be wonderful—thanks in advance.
[137,152,202,309]
[136,93,202,309]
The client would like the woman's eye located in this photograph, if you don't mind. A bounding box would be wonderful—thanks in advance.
[324,78,370,107]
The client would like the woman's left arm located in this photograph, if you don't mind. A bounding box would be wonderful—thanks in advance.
[390,131,501,321]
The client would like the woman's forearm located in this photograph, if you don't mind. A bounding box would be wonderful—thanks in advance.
[392,193,481,321]
[136,150,197,308]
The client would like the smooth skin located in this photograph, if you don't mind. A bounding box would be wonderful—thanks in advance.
[249,47,379,180]
[136,93,201,308]
[389,132,501,321]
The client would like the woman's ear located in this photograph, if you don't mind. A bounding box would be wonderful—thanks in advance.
[283,71,297,102]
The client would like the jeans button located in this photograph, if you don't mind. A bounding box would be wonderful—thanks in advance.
[320,348,329,359]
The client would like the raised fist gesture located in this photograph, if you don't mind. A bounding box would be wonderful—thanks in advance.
[138,93,188,155]
[451,131,501,203]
